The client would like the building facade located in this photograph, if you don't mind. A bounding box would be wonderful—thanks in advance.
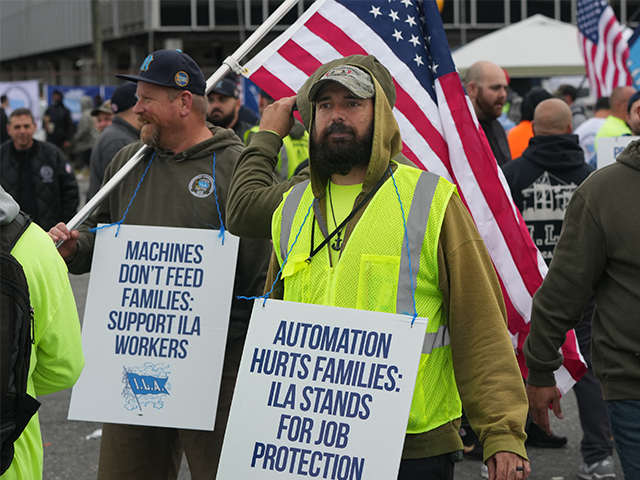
[2,0,640,86]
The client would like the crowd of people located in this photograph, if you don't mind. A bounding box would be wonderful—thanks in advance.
[1,49,639,480]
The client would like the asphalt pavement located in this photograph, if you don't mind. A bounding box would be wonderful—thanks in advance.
[39,174,623,480]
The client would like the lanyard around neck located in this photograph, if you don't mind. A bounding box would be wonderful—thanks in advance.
[307,171,389,263]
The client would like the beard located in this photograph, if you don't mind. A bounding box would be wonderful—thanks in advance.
[139,116,162,148]
[207,109,236,128]
[475,87,503,121]
[310,121,374,178]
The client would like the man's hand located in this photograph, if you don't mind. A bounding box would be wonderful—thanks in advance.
[48,222,79,262]
[486,452,530,480]
[259,96,297,138]
[526,384,563,435]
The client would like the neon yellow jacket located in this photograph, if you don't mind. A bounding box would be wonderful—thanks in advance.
[2,223,84,480]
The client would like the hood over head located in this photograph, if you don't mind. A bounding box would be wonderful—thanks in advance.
[0,186,20,225]
[80,96,94,112]
[521,134,586,171]
[617,138,640,171]
[296,55,402,198]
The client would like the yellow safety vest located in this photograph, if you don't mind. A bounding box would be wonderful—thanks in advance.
[272,163,462,434]
[245,126,309,180]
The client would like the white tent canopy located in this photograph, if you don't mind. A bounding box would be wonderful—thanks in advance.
[452,14,586,78]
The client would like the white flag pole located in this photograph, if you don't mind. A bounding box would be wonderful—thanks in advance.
[59,0,301,247]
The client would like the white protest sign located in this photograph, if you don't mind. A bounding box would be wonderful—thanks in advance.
[69,224,239,430]
[217,299,427,480]
[597,136,639,169]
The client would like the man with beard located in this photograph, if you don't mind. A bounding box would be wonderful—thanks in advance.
[228,55,531,480]
[465,61,512,166]
[206,78,252,140]
[48,49,271,480]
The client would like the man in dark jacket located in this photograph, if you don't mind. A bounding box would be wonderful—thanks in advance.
[87,82,140,200]
[504,99,616,480]
[206,78,252,141]
[502,98,593,262]
[43,90,74,153]
[0,95,9,144]
[0,108,78,232]
[465,61,511,166]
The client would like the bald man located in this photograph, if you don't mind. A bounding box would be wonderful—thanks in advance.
[594,86,635,149]
[505,98,617,479]
[502,98,592,243]
[465,61,512,166]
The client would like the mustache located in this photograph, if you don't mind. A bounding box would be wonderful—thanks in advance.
[209,108,224,115]
[321,122,356,138]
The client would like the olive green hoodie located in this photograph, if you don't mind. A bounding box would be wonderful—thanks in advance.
[261,55,528,462]
[68,124,271,340]
[526,139,640,401]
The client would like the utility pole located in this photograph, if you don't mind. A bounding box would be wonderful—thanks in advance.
[92,0,104,85]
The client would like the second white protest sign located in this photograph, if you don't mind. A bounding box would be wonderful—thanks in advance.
[217,299,427,480]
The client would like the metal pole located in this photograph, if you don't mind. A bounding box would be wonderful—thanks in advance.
[206,0,300,94]
[59,0,301,247]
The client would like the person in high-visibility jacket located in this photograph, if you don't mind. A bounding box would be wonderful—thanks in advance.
[243,55,530,480]
[244,89,309,180]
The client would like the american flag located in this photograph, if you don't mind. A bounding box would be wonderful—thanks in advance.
[243,0,586,394]
[577,0,633,97]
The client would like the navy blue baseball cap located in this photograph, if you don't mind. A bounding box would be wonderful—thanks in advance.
[116,49,206,96]
[208,78,239,99]
[628,90,640,112]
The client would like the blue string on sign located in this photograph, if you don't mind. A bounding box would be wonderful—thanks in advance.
[211,152,226,245]
[90,152,156,236]
[236,198,315,307]
[389,166,418,326]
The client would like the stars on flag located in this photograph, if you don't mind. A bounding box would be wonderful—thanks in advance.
[368,2,424,52]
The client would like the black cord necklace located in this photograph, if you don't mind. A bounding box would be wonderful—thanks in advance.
[328,182,344,251]
[307,171,389,263]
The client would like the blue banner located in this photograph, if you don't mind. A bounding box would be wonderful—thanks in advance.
[126,372,170,395]
[241,77,260,116]
[627,24,640,89]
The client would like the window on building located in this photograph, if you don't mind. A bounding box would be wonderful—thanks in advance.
[197,0,210,26]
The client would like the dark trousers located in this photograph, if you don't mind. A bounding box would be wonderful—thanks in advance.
[573,298,614,464]
[398,455,455,480]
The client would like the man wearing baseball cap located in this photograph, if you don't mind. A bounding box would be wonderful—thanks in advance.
[227,54,530,480]
[91,100,114,134]
[207,77,253,141]
[87,83,140,201]
[49,49,271,479]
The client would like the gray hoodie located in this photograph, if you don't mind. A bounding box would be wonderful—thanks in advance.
[0,186,19,225]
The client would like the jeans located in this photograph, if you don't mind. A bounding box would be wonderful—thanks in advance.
[605,400,640,478]
[573,298,614,464]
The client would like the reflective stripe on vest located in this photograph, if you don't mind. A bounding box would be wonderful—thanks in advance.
[395,172,450,355]
[280,180,310,261]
